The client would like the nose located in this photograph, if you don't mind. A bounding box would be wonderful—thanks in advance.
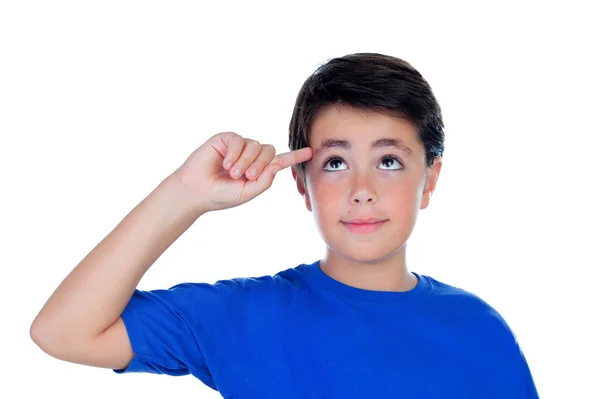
[353,193,374,204]
[350,174,377,204]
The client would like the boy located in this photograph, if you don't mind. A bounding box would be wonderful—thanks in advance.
[30,53,539,398]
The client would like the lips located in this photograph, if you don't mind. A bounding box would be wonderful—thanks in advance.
[343,217,387,224]
[341,218,388,234]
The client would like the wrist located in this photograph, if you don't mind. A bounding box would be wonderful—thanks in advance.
[161,173,209,219]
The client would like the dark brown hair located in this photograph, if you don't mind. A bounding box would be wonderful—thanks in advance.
[288,53,445,174]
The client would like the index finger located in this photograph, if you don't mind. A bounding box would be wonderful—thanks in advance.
[271,147,313,170]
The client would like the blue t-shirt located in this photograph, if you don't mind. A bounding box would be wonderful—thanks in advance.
[114,260,539,398]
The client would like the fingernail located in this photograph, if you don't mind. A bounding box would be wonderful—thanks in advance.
[225,161,232,169]
[248,169,256,177]
[234,169,241,177]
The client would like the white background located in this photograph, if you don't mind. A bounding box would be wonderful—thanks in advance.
[2,1,598,398]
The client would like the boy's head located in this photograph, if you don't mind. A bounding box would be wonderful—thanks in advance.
[288,53,445,264]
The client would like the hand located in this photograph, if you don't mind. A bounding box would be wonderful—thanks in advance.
[172,132,312,214]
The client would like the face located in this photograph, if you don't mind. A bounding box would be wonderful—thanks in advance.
[292,104,442,264]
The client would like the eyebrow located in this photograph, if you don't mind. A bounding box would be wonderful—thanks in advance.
[313,137,414,158]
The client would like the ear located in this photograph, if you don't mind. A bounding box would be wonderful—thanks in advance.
[292,167,312,212]
[420,157,442,210]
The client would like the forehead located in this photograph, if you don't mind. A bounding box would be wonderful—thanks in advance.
[309,104,421,150]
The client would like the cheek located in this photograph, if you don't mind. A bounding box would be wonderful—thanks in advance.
[386,179,415,198]
[385,184,422,219]
[308,178,344,216]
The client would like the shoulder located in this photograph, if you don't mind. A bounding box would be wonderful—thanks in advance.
[418,274,526,362]
[153,263,307,307]
[418,275,537,395]
[418,274,514,335]
[421,274,495,310]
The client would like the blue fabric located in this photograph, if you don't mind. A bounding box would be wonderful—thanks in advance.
[114,260,539,398]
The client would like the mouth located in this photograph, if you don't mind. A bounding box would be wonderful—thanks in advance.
[341,218,388,234]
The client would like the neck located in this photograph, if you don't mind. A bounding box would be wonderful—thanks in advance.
[319,246,417,292]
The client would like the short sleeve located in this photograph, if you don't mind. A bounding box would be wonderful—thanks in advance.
[481,307,540,398]
[112,279,244,390]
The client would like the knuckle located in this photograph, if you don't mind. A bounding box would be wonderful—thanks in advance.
[244,141,262,159]
[223,131,238,141]
[225,134,243,151]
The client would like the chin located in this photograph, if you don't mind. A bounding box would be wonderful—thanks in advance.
[330,241,404,265]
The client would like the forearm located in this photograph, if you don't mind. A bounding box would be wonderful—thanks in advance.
[31,173,202,348]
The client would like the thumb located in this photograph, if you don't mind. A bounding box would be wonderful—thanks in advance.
[240,163,283,202]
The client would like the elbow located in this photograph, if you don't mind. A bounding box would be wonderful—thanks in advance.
[30,320,66,359]
[30,320,45,347]
[30,320,53,354]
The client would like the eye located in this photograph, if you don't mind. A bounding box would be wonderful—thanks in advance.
[323,156,348,171]
[322,156,404,171]
[379,156,403,170]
